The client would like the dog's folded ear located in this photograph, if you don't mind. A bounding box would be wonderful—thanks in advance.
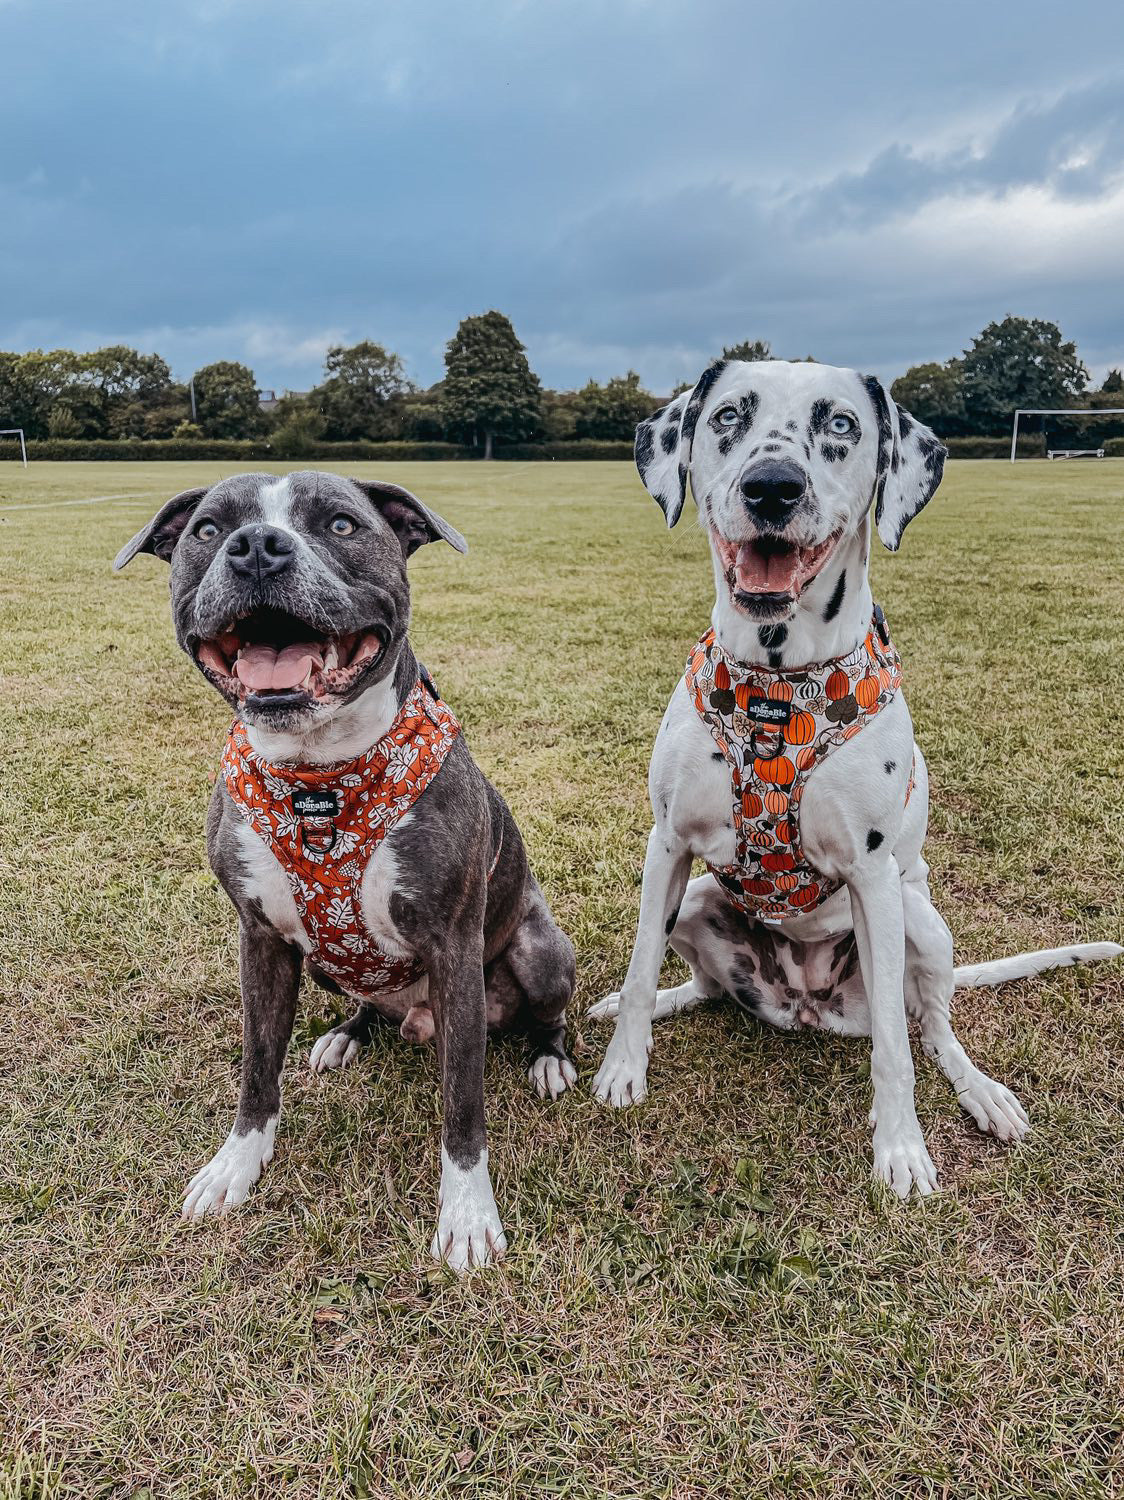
[348,479,467,558]
[864,377,947,551]
[635,393,691,526]
[113,487,211,570]
[634,359,728,527]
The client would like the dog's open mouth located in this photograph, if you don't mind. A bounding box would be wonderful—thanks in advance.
[712,528,843,606]
[194,607,384,703]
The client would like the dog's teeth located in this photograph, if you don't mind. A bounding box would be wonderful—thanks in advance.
[323,643,339,671]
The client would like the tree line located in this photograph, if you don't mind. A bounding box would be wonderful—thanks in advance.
[2,312,1118,452]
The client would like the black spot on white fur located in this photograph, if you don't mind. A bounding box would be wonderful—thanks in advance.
[867,829,884,851]
[823,570,846,622]
[884,759,896,774]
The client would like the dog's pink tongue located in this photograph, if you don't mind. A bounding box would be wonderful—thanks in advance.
[234,643,323,691]
[735,541,799,595]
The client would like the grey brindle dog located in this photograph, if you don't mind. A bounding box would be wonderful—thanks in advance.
[591,359,1119,1196]
[115,471,576,1270]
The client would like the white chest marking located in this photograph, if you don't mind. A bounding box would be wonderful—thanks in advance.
[358,813,414,960]
[231,817,310,952]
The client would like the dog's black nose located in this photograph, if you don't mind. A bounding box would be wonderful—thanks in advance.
[739,459,808,528]
[226,524,294,579]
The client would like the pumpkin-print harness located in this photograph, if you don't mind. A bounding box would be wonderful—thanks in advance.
[686,607,911,923]
[222,677,465,1000]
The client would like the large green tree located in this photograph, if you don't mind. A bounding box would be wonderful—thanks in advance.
[76,346,180,437]
[441,311,541,458]
[572,371,655,440]
[312,341,413,441]
[191,360,264,438]
[722,338,772,363]
[890,360,968,437]
[0,349,79,437]
[959,316,1088,434]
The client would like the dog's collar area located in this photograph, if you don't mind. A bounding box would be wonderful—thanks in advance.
[707,608,893,683]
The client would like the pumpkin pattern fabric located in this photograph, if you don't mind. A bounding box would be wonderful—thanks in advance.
[221,678,461,999]
[686,608,911,922]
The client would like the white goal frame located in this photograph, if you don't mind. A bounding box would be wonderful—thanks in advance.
[0,428,27,466]
[1010,408,1124,462]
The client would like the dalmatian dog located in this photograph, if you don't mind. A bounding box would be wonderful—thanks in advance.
[591,359,1120,1197]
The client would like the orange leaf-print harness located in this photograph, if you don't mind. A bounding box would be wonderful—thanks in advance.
[222,677,464,999]
[686,607,912,922]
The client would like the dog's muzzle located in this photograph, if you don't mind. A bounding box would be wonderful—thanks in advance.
[738,459,808,532]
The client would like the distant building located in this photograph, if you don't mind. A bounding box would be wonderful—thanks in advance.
[257,389,309,412]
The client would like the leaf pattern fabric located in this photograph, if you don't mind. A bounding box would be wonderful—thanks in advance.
[222,679,461,998]
[686,610,912,922]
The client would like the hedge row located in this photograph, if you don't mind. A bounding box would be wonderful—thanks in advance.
[10,435,1119,463]
[942,435,1124,458]
[15,437,635,462]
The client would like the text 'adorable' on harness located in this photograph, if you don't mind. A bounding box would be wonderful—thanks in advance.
[222,678,461,999]
[686,609,909,921]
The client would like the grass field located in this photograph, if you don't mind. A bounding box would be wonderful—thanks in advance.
[1,459,1122,1499]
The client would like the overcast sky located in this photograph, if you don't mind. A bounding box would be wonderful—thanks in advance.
[3,0,1123,394]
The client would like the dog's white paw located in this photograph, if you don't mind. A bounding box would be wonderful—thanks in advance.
[182,1120,276,1220]
[529,1053,577,1100]
[956,1073,1030,1142]
[588,991,620,1020]
[872,1123,939,1199]
[592,1027,651,1107]
[431,1147,506,1272]
[309,1029,361,1074]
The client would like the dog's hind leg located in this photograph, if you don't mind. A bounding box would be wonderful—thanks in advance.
[590,875,722,1022]
[496,889,578,1100]
[308,986,413,1072]
[902,865,1029,1143]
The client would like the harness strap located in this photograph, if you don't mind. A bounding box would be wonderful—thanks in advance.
[222,675,462,998]
[686,608,906,921]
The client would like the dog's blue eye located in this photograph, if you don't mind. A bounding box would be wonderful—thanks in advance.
[716,408,739,427]
[194,520,218,541]
[830,415,855,435]
[330,516,356,535]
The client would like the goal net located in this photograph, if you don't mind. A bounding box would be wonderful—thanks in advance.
[1010,408,1124,461]
[0,428,27,466]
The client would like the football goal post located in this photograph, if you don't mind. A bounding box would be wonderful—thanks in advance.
[1010,409,1124,462]
[0,428,28,466]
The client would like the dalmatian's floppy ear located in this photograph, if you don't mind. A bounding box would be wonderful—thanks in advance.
[863,376,947,551]
[634,359,728,527]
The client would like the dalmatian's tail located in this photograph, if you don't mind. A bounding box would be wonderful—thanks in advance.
[953,942,1123,989]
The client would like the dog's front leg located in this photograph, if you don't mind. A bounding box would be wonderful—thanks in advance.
[847,856,938,1199]
[593,827,693,1106]
[429,923,506,1272]
[183,915,302,1219]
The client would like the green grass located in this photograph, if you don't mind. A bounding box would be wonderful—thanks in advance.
[1,459,1122,1499]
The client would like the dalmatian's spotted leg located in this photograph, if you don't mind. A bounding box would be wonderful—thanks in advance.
[588,979,708,1022]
